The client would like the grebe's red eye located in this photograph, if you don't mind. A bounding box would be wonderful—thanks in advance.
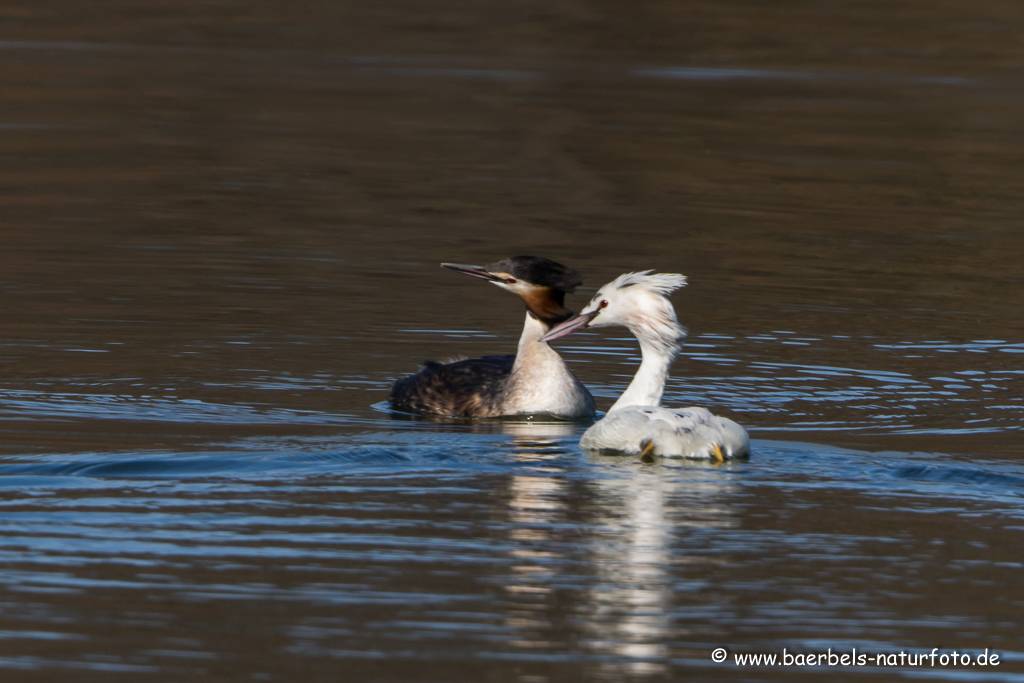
[599,300,609,309]
[506,278,517,284]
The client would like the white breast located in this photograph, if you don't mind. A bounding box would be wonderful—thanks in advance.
[581,405,749,459]
[503,346,595,417]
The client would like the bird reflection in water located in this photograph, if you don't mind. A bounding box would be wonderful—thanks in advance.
[497,422,577,656]
[492,420,742,677]
[581,460,741,678]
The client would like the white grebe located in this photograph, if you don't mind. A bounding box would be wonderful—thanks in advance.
[541,270,749,461]
[388,256,596,419]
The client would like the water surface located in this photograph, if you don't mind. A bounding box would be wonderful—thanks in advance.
[2,0,1024,680]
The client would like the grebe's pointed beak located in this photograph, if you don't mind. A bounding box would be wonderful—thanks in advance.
[441,262,507,283]
[540,310,600,343]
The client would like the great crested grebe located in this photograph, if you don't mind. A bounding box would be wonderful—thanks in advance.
[388,256,596,419]
[541,270,749,461]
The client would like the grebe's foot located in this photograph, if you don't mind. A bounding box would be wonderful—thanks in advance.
[639,439,657,464]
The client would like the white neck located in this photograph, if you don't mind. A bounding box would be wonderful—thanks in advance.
[514,312,548,355]
[502,312,593,417]
[510,312,570,384]
[607,328,683,412]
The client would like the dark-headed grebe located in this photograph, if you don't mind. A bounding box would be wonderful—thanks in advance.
[389,256,595,419]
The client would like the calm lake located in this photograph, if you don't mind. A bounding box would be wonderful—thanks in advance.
[1,1,1023,681]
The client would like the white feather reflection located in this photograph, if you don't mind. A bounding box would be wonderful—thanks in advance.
[495,421,741,676]
[582,459,740,677]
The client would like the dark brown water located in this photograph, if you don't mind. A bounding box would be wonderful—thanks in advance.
[2,1,1024,681]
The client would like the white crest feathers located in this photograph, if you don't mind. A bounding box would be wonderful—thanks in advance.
[607,270,687,297]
